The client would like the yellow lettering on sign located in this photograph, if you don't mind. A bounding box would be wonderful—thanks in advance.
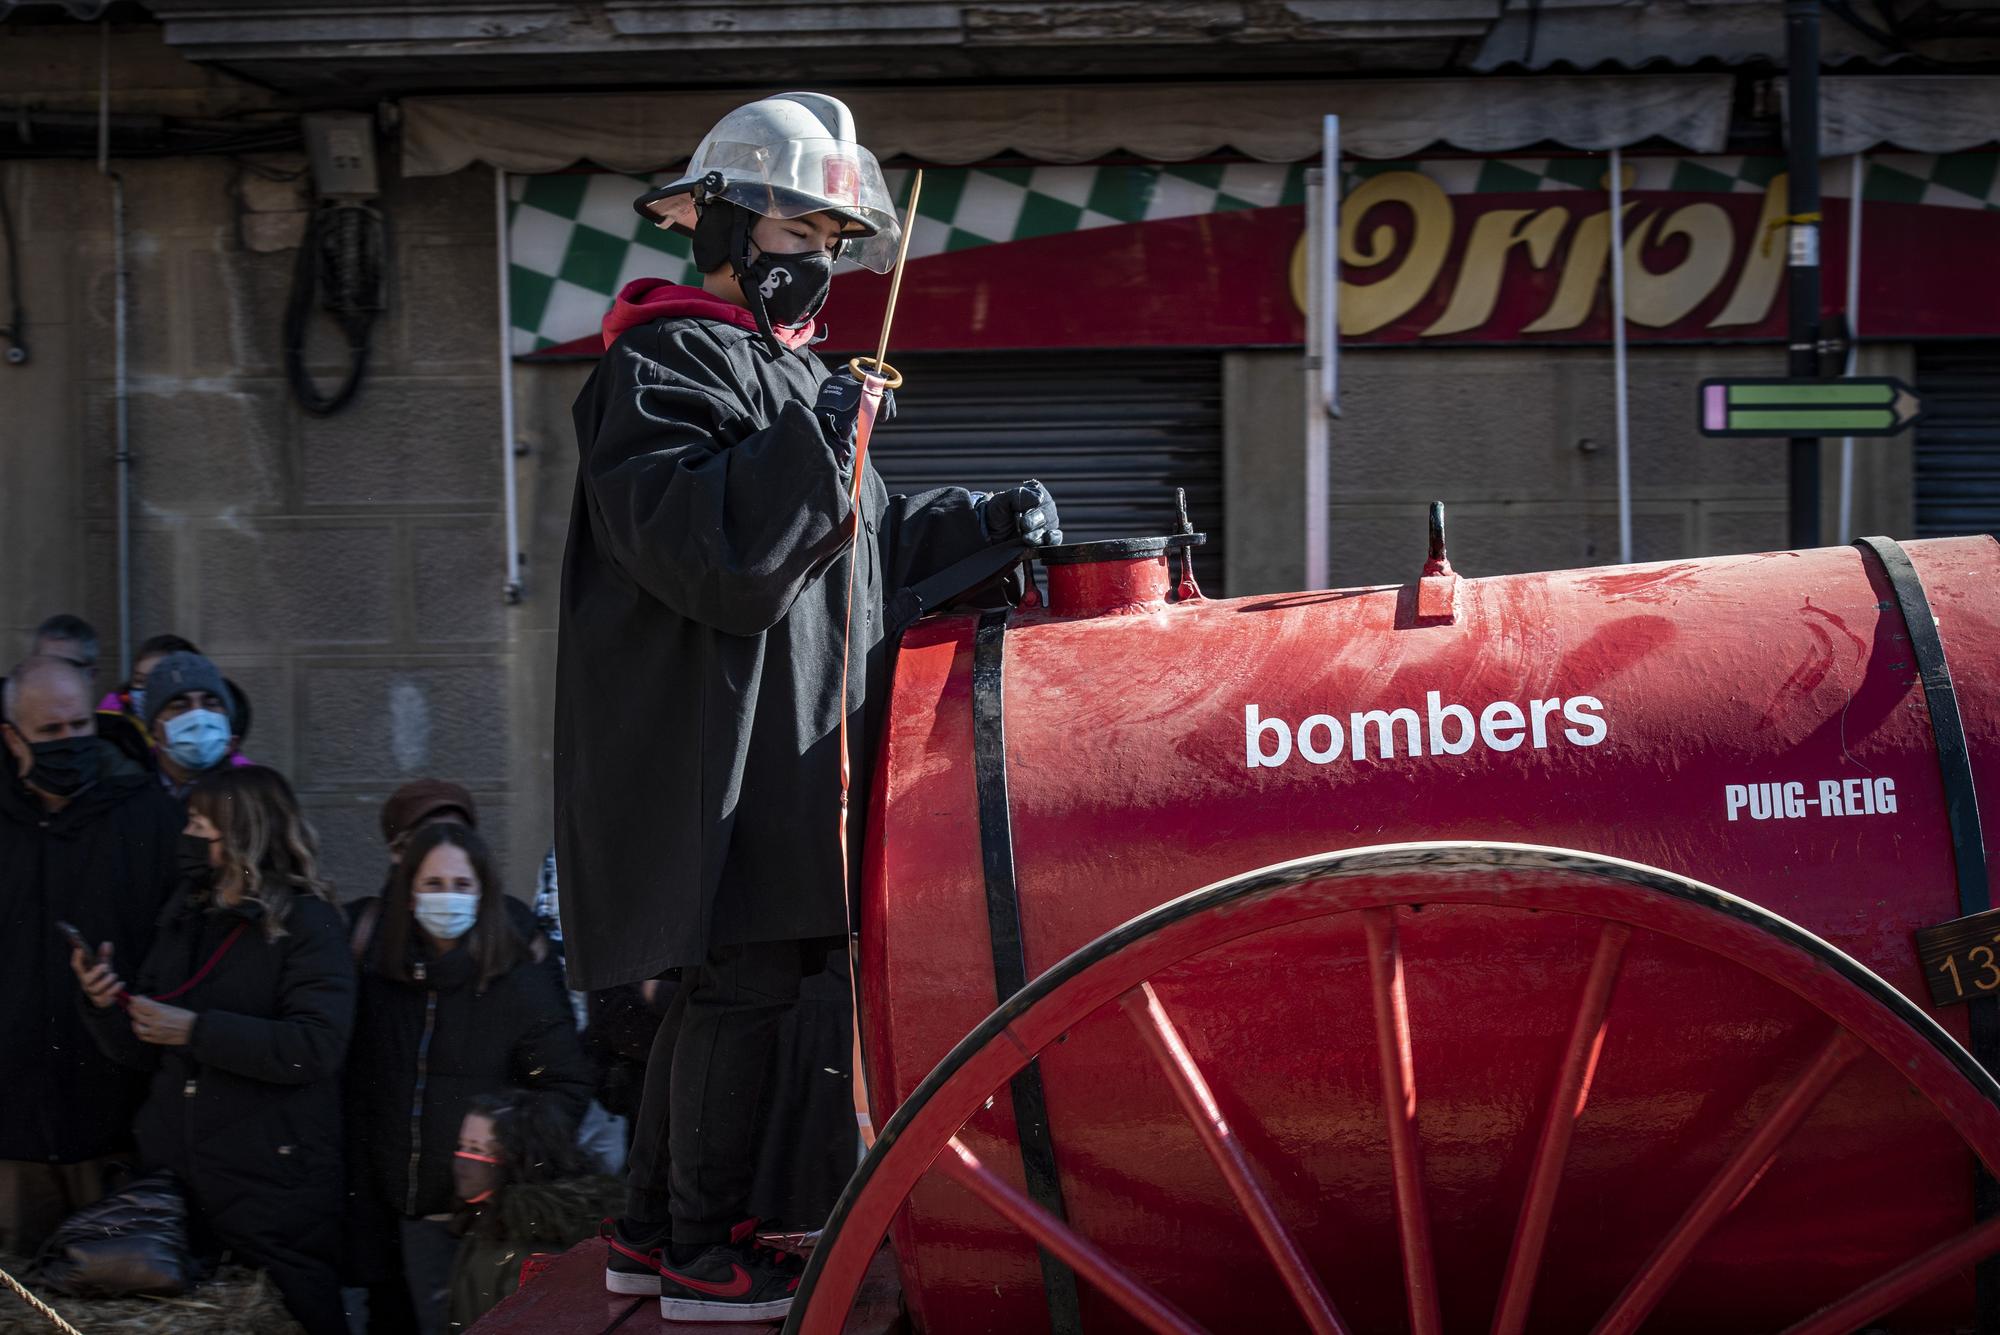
[1339,171,1453,336]
[1625,202,1734,328]
[1710,172,1788,328]
[1294,166,1795,341]
[1289,230,1307,316]
[1421,207,1569,337]
[1522,205,1632,334]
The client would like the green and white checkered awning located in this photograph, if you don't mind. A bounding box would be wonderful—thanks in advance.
[508,152,2000,355]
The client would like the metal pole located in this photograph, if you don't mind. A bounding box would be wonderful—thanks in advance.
[1319,115,1339,422]
[1304,167,1329,589]
[494,167,523,604]
[102,21,132,680]
[1838,152,1863,542]
[1609,147,1632,565]
[1785,0,1823,550]
[1304,115,1338,590]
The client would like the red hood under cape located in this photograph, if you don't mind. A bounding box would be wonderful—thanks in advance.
[600,277,817,351]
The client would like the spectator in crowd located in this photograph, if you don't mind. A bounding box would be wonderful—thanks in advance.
[79,632,219,774]
[367,780,553,972]
[582,980,662,1141]
[0,656,181,1254]
[142,651,244,800]
[443,1091,620,1332]
[31,614,98,678]
[522,847,629,1176]
[98,632,199,736]
[72,765,353,1335]
[10,615,154,771]
[381,779,477,868]
[345,822,593,1335]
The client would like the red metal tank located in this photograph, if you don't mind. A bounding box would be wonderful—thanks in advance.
[851,532,2000,1335]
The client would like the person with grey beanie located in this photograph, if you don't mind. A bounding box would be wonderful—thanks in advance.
[143,651,245,800]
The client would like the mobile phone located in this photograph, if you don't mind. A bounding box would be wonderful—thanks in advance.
[58,923,129,1007]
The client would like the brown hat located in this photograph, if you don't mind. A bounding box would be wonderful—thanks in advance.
[381,779,476,845]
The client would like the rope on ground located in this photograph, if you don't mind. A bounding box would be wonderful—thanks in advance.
[0,1263,83,1335]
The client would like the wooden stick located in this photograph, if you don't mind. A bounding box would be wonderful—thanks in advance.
[870,169,922,377]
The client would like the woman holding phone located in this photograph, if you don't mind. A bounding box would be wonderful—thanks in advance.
[73,765,354,1335]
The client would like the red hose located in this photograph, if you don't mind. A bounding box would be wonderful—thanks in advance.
[836,373,890,1142]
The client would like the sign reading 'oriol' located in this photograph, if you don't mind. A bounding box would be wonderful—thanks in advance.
[1698,378,1925,439]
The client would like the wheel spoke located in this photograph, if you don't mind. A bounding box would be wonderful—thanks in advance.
[1491,923,1631,1335]
[1120,982,1353,1335]
[1779,1215,2000,1335]
[937,1136,1210,1335]
[1591,1028,1865,1335]
[1362,907,1442,1335]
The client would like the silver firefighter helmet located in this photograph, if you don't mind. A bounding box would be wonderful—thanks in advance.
[634,92,902,273]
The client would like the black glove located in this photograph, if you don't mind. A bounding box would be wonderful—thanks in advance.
[815,373,897,470]
[980,480,1063,547]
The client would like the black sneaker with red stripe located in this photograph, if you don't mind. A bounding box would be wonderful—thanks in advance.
[657,1219,805,1324]
[602,1216,670,1295]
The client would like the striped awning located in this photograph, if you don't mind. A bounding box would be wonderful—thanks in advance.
[1790,76,2000,155]
[399,75,1734,177]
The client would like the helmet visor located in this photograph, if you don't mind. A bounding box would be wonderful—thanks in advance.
[696,137,902,272]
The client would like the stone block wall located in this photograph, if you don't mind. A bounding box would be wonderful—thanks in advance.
[0,142,528,902]
[1222,343,1916,594]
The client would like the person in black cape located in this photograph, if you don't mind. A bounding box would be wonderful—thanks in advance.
[556,91,1061,1323]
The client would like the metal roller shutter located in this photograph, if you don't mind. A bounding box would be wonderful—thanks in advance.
[1916,343,2000,541]
[869,351,1228,594]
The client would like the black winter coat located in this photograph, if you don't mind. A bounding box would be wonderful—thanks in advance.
[80,889,355,1271]
[344,899,593,1226]
[555,315,996,987]
[0,743,181,1163]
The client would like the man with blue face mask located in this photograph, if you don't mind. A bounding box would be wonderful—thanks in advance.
[140,652,241,802]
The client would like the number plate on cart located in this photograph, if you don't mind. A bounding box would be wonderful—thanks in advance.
[1916,908,2000,1006]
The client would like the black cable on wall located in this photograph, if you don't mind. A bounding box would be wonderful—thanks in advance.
[283,200,387,416]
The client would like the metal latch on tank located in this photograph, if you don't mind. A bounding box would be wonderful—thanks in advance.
[1033,487,1206,617]
[1416,501,1461,625]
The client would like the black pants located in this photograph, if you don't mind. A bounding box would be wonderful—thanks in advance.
[191,1189,348,1335]
[361,1216,456,1335]
[250,1235,351,1335]
[626,940,807,1247]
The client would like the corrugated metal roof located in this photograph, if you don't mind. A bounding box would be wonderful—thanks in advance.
[130,0,2000,95]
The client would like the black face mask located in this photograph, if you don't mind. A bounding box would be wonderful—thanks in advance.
[18,734,100,799]
[743,248,833,329]
[178,833,218,889]
[454,1150,506,1205]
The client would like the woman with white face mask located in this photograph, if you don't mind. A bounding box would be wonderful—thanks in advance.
[341,823,593,1335]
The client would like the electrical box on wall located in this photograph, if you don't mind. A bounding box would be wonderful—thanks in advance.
[302,112,379,198]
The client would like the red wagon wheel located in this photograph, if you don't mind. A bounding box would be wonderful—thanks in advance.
[787,842,2000,1335]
